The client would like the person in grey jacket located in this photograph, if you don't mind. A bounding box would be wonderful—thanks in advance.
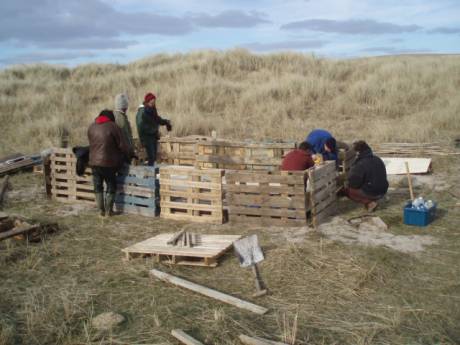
[114,93,135,160]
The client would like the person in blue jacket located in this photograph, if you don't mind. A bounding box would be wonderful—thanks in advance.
[305,129,338,161]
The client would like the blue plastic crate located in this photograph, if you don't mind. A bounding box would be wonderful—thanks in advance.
[403,202,437,227]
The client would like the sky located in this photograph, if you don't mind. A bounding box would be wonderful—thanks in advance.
[0,0,459,68]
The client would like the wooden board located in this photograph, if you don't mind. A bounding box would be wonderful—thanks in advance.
[308,161,337,227]
[123,233,241,267]
[159,166,224,224]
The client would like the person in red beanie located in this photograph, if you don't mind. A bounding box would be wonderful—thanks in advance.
[281,141,315,171]
[135,92,172,166]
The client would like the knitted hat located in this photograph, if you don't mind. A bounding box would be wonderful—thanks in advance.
[114,93,129,110]
[144,92,156,103]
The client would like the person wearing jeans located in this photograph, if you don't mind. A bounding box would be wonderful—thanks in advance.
[88,109,130,217]
[135,92,172,166]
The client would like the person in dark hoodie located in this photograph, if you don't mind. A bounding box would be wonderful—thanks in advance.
[88,109,130,217]
[136,92,172,166]
[344,140,388,212]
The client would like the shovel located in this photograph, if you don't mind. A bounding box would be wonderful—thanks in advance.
[233,234,267,298]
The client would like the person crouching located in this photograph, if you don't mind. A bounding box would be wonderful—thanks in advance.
[88,110,131,217]
[344,140,388,212]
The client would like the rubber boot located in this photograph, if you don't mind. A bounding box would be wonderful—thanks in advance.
[105,193,116,217]
[95,192,105,217]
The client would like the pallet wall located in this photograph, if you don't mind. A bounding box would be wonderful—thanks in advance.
[225,170,307,227]
[195,140,296,171]
[159,166,224,224]
[48,148,95,204]
[225,161,338,227]
[158,136,211,165]
[46,148,158,217]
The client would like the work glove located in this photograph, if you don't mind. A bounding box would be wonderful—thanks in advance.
[166,120,172,132]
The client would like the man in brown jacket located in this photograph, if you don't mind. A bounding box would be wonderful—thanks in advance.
[88,109,130,216]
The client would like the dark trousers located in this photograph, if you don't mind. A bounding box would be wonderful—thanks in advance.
[344,187,382,206]
[143,137,158,166]
[92,166,117,194]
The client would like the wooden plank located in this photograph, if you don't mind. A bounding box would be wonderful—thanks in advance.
[0,224,39,241]
[225,172,305,185]
[229,215,306,226]
[228,206,306,218]
[171,329,204,345]
[159,179,222,190]
[161,190,222,200]
[161,212,223,224]
[150,269,268,315]
[197,141,295,149]
[160,201,221,212]
[227,194,305,208]
[225,184,305,195]
[239,334,289,345]
[114,203,156,217]
[196,154,282,166]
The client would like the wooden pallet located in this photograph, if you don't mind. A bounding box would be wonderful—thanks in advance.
[158,136,211,165]
[337,148,356,186]
[225,170,308,227]
[372,142,460,156]
[115,165,158,217]
[308,161,338,227]
[195,140,296,171]
[159,166,224,224]
[0,154,42,176]
[48,148,95,204]
[122,233,241,267]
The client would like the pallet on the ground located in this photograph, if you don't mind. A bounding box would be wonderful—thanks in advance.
[122,233,241,267]
[158,136,211,165]
[195,140,296,171]
[115,165,158,217]
[308,161,338,227]
[159,166,224,224]
[0,153,42,177]
[225,170,308,227]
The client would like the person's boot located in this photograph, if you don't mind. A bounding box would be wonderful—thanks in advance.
[105,192,116,217]
[95,192,105,217]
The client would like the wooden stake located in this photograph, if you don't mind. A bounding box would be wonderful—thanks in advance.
[405,161,414,201]
[0,175,10,206]
[171,329,204,345]
[239,334,289,345]
[150,269,268,315]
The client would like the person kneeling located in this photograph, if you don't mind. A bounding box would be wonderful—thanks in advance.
[344,140,388,212]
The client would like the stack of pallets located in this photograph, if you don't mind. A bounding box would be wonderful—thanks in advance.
[115,165,158,217]
[159,166,224,224]
[158,136,211,166]
[48,148,95,204]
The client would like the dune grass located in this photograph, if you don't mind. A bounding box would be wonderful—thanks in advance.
[1,155,460,344]
[1,50,460,157]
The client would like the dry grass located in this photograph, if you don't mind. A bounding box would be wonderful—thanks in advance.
[1,50,460,156]
[1,155,460,344]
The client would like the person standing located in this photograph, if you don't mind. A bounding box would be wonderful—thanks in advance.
[136,92,172,166]
[114,93,135,160]
[88,109,130,217]
[344,140,388,212]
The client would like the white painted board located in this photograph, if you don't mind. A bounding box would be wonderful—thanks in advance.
[381,157,432,175]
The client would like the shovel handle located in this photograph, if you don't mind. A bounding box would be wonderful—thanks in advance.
[251,264,263,292]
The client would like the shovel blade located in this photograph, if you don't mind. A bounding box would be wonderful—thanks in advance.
[233,234,264,267]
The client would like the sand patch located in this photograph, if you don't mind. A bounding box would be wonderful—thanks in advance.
[318,216,438,253]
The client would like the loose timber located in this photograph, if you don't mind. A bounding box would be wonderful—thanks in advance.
[150,269,269,315]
